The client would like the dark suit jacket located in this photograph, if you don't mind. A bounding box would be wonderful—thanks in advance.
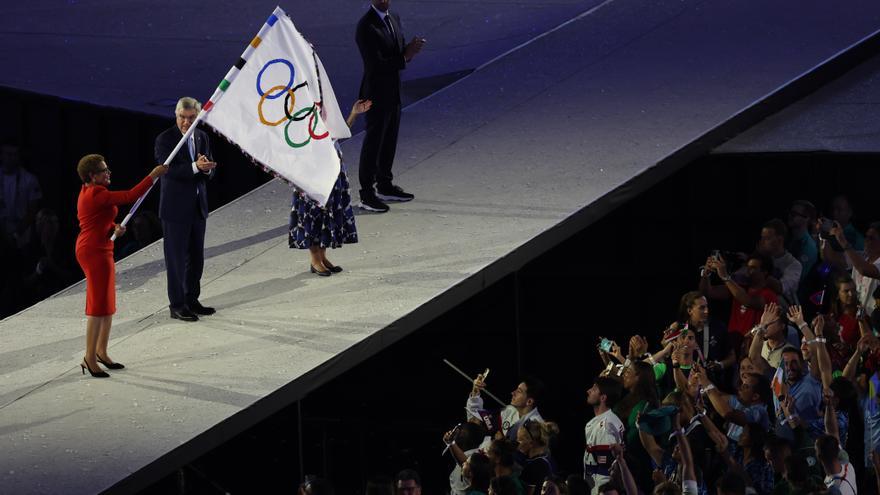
[356,8,406,104]
[154,125,213,224]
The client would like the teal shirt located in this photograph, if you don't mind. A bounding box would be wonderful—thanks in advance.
[788,231,818,281]
[844,223,865,252]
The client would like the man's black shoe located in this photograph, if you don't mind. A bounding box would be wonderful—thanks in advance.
[188,301,216,315]
[377,184,414,202]
[170,307,199,322]
[359,194,390,213]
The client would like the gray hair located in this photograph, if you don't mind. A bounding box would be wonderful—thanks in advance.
[175,97,201,114]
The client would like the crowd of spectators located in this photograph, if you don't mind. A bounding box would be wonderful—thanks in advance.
[290,196,879,494]
[0,142,163,319]
[447,196,876,495]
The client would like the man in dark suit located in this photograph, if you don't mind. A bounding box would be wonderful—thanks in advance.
[155,97,217,321]
[356,0,425,212]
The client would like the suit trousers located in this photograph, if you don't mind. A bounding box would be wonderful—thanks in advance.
[162,216,206,310]
[358,100,401,195]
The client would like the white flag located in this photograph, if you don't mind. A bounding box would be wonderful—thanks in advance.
[201,6,350,205]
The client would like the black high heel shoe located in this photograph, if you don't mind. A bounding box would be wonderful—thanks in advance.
[310,265,332,277]
[322,262,343,273]
[96,355,125,370]
[81,359,110,378]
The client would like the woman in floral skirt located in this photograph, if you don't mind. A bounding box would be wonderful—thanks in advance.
[289,100,370,275]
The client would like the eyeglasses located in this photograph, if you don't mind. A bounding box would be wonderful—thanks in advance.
[176,113,197,123]
[95,167,110,174]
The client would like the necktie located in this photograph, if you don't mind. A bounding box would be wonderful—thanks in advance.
[188,135,195,161]
[383,14,398,46]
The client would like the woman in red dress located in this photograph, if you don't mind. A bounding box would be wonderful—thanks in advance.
[75,154,166,377]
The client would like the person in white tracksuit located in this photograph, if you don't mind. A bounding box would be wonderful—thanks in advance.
[584,376,625,494]
[465,374,546,442]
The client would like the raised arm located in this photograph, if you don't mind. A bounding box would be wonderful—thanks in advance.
[708,257,765,308]
[700,257,731,300]
[835,223,880,278]
[671,344,690,393]
[636,412,664,465]
[810,315,834,390]
[345,99,372,128]
[674,413,697,483]
[788,305,822,380]
[748,304,780,375]
[443,427,468,465]
[95,167,166,207]
[823,388,839,442]
[694,363,745,425]
[610,443,638,495]
[843,335,871,382]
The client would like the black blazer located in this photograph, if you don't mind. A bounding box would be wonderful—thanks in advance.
[154,125,213,224]
[356,8,406,104]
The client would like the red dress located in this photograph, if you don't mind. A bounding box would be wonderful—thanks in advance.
[75,176,153,316]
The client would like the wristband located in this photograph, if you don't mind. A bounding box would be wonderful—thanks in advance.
[750,325,766,336]
[701,384,716,395]
[617,359,631,376]
[645,353,657,365]
[720,274,732,282]
[797,322,809,331]
[714,360,724,370]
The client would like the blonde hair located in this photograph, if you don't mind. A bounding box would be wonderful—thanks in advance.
[521,420,559,448]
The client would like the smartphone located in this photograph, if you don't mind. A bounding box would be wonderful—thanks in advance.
[599,337,613,353]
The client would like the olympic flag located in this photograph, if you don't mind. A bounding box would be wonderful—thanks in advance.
[201,6,350,205]
[113,7,348,239]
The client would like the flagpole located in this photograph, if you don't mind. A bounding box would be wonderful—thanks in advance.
[111,111,208,241]
[112,6,289,241]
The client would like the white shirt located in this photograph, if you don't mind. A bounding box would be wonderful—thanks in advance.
[449,447,479,495]
[371,5,392,27]
[853,255,880,316]
[583,409,624,494]
[825,461,857,494]
[465,394,543,439]
[773,251,803,305]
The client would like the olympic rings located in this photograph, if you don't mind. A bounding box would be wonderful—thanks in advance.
[284,82,310,121]
[284,105,317,148]
[256,59,330,149]
[308,111,329,140]
[257,85,296,126]
[256,59,295,99]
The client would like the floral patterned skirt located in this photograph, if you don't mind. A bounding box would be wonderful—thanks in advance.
[288,170,358,249]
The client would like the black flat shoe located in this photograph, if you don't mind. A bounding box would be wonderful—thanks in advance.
[188,301,216,315]
[170,307,199,322]
[310,265,332,277]
[96,355,125,370]
[323,263,343,273]
[81,360,110,378]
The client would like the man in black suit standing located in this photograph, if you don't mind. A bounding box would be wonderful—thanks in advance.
[155,97,217,322]
[356,0,425,213]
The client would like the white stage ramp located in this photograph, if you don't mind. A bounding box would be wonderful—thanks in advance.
[2,1,880,493]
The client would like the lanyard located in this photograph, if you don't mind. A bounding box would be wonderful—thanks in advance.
[702,323,710,358]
